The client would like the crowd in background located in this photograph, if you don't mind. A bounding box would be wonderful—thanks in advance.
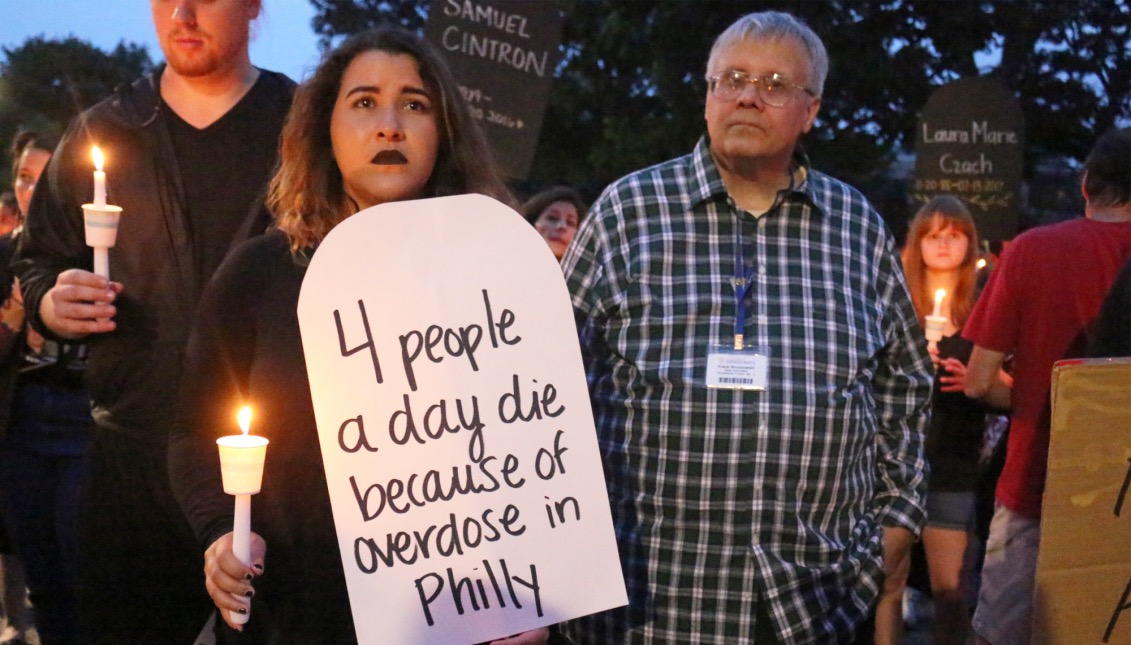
[0,2,1129,645]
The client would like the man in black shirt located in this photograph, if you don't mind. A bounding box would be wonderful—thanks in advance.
[12,1,294,641]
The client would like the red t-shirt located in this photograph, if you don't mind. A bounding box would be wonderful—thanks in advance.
[963,217,1131,517]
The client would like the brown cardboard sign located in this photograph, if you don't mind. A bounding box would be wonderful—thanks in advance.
[1034,359,1131,644]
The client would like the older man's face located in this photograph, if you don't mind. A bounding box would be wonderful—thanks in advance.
[705,37,820,177]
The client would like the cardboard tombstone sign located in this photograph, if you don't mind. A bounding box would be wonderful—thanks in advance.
[424,0,564,179]
[297,194,627,644]
[914,76,1024,242]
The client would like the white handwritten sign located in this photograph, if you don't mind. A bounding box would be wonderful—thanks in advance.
[297,194,627,644]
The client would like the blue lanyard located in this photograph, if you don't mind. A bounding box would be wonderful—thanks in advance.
[729,168,795,351]
[732,222,756,350]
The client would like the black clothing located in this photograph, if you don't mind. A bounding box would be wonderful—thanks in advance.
[0,231,92,644]
[170,231,355,642]
[0,233,23,437]
[165,104,268,285]
[12,66,294,643]
[924,332,986,492]
[1088,258,1131,358]
[80,429,205,643]
[13,66,293,446]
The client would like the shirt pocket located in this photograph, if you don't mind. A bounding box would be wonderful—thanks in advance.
[613,254,724,387]
[805,285,885,394]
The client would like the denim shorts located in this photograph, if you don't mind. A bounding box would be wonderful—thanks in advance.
[925,490,976,531]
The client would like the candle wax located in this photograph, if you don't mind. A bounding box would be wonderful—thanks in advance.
[94,170,106,207]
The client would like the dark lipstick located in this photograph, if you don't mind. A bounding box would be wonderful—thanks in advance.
[371,150,408,165]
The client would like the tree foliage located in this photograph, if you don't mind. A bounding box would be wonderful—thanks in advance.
[318,1,1131,223]
[0,36,153,185]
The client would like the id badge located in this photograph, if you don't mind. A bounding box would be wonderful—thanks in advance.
[706,345,769,390]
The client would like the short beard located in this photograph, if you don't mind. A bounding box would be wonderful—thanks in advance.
[166,51,222,78]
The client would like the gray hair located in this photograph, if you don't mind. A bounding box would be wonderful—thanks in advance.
[706,11,829,97]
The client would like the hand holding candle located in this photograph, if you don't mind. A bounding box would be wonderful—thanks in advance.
[83,146,124,280]
[216,406,268,625]
[924,288,947,349]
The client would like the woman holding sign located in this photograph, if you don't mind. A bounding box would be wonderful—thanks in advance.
[168,27,544,644]
[890,196,1009,645]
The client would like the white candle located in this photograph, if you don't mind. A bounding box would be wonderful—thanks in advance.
[82,147,121,282]
[91,147,106,207]
[229,408,256,567]
[932,288,946,319]
[216,406,267,626]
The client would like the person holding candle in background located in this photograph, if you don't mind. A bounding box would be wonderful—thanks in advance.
[0,191,24,645]
[10,1,295,641]
[168,27,546,643]
[891,195,1009,645]
[0,129,96,645]
[0,133,58,645]
[962,127,1131,645]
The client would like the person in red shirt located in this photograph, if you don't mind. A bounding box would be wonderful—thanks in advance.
[963,127,1131,645]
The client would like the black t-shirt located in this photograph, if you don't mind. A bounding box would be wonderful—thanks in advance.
[925,332,986,492]
[164,70,288,284]
[170,231,356,641]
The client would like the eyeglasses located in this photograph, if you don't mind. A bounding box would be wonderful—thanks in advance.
[706,70,815,107]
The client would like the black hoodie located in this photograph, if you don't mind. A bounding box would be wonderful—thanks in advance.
[12,65,295,444]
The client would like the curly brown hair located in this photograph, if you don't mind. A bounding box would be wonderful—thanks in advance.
[268,26,511,251]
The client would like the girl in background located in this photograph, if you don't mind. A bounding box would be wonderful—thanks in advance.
[897,195,1008,645]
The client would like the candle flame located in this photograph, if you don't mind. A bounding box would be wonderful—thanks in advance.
[238,406,252,436]
[935,288,946,304]
[92,146,104,172]
[977,258,987,270]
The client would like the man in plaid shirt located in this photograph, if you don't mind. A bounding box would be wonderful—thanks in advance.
[560,11,932,644]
